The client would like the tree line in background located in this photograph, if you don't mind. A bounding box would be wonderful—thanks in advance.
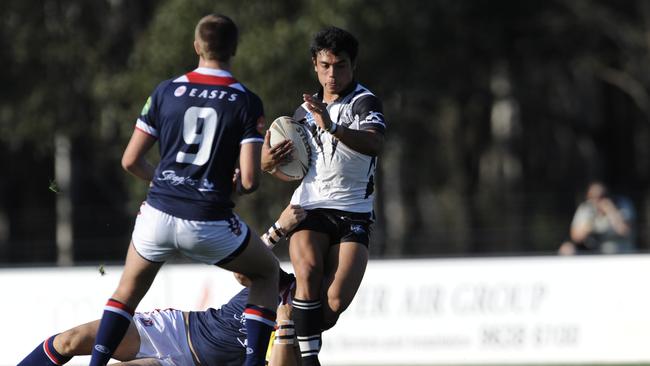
[1,0,649,264]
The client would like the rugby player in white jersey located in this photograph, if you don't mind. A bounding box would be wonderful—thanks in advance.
[262,26,386,366]
[82,14,278,366]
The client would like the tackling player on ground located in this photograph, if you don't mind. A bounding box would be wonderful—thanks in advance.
[86,14,278,366]
[262,26,386,365]
[17,205,305,366]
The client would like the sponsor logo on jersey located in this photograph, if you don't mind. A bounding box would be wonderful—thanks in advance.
[140,96,152,115]
[157,170,198,186]
[94,344,110,354]
[174,85,187,97]
[246,347,254,355]
[361,111,385,126]
[198,179,215,192]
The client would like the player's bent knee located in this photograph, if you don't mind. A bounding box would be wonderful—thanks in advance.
[327,296,344,315]
[321,293,351,330]
[322,312,339,331]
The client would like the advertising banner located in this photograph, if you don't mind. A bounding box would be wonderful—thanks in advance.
[2,255,650,365]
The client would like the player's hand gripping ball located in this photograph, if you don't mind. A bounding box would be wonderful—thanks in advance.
[268,116,311,180]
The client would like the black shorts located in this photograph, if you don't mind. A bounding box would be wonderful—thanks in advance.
[290,208,374,247]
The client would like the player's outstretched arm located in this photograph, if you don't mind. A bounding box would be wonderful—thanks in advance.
[233,203,305,288]
[268,302,301,366]
[261,204,307,249]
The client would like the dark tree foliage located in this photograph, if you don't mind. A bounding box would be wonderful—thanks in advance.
[1,0,649,264]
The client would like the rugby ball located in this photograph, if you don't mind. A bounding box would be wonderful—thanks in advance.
[268,116,311,180]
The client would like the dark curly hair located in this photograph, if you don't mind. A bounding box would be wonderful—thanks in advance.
[310,26,359,63]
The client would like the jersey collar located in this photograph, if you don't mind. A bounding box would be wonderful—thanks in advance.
[184,68,243,90]
[193,67,234,78]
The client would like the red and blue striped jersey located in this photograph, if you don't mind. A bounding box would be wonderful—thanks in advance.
[136,68,265,220]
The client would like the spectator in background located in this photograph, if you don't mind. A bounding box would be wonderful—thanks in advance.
[559,181,636,255]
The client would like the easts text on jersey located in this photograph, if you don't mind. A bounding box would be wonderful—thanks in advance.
[173,85,239,101]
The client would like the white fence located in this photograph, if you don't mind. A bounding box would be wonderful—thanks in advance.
[4,255,650,365]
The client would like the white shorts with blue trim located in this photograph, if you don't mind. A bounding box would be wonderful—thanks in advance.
[131,202,250,264]
[133,309,194,366]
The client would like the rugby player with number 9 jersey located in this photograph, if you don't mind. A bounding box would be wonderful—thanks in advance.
[261,26,386,366]
[84,14,279,366]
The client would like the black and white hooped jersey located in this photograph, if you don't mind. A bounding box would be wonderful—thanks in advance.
[136,68,265,221]
[290,82,386,213]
